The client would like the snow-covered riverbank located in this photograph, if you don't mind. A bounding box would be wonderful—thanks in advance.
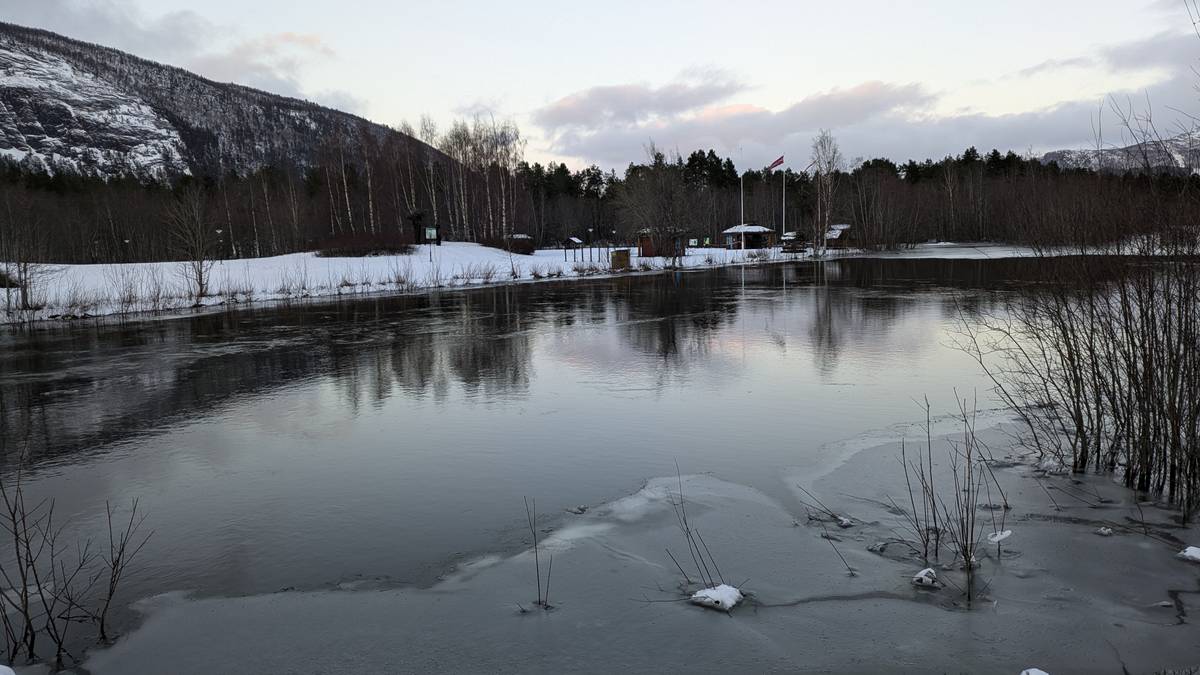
[1,242,1038,325]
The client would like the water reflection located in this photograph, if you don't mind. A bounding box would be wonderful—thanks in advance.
[0,257,1042,465]
[0,255,1063,611]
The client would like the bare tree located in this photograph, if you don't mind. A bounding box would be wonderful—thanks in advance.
[166,186,215,301]
[0,191,51,312]
[95,499,152,643]
[811,129,844,255]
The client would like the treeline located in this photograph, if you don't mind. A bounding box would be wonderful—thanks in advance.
[2,119,1198,265]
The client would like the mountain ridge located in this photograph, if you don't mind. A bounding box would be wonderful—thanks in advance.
[1041,132,1200,174]
[0,21,433,179]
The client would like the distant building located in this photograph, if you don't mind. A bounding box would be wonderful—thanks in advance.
[722,224,775,249]
[824,223,852,249]
[637,227,689,258]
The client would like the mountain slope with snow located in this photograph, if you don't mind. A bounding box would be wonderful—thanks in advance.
[0,37,190,178]
[0,22,431,179]
[1042,133,1200,174]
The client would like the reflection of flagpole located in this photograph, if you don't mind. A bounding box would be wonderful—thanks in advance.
[781,168,786,246]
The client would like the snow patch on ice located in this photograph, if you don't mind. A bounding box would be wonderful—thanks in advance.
[690,584,743,611]
[1177,546,1200,563]
[536,523,614,553]
[911,568,940,588]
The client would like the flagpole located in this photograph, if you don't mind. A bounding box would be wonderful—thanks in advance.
[781,168,786,248]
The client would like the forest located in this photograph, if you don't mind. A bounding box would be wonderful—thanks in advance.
[1,115,1198,266]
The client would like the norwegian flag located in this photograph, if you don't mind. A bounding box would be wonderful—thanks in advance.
[767,155,784,171]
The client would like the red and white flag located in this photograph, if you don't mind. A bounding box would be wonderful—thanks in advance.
[767,155,784,171]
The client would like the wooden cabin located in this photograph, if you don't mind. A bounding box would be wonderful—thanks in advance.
[823,224,852,250]
[637,228,689,258]
[722,224,775,249]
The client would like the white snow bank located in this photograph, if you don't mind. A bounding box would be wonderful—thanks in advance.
[3,242,1062,325]
[1178,546,1200,563]
[1020,669,1050,675]
[1,242,802,324]
[690,584,743,611]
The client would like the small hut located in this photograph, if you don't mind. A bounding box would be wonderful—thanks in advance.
[637,227,689,258]
[722,224,775,249]
[823,224,852,250]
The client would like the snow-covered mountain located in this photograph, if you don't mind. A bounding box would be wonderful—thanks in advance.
[0,22,425,180]
[1042,133,1200,174]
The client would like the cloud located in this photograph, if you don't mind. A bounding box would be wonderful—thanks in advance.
[1015,56,1097,78]
[7,0,212,62]
[6,0,359,111]
[1096,29,1197,72]
[188,32,337,99]
[537,80,932,167]
[534,28,1200,169]
[534,75,746,131]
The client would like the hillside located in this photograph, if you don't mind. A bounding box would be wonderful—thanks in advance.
[0,22,431,179]
[1042,132,1200,174]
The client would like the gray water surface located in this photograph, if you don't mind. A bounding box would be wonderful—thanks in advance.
[0,257,1036,620]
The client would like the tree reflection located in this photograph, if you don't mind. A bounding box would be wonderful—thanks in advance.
[0,257,1026,466]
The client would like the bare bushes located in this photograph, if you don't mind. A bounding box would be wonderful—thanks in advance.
[483,237,535,256]
[314,232,414,258]
[454,262,499,285]
[104,266,141,316]
[275,262,311,297]
[664,468,732,600]
[957,247,1200,521]
[0,472,151,669]
[572,262,603,276]
[890,397,1009,607]
[520,497,553,612]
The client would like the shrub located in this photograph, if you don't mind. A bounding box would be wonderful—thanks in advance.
[482,236,536,255]
[315,231,414,258]
[0,269,17,288]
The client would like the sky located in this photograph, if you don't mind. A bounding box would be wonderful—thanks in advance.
[7,0,1200,171]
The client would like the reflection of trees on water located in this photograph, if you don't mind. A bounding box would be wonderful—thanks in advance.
[0,318,331,465]
[616,272,741,365]
[1,257,1023,466]
[801,258,1020,375]
[333,288,536,409]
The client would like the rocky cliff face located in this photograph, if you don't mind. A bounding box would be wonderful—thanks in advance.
[0,22,425,180]
[0,35,190,178]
